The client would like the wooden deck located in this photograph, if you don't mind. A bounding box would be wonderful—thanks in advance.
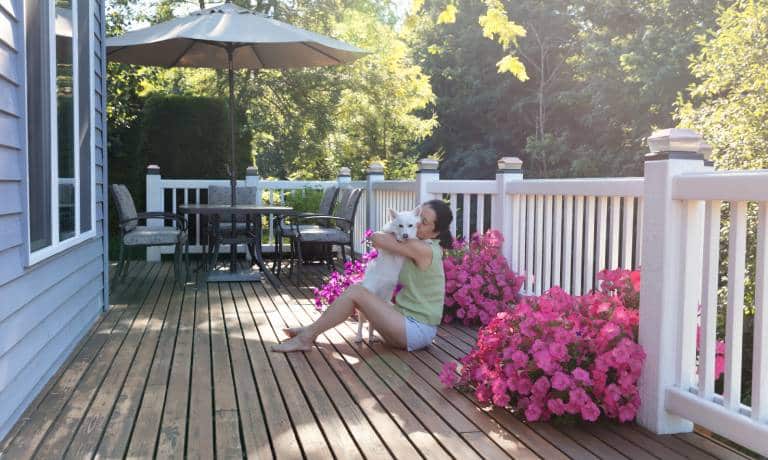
[0,261,757,459]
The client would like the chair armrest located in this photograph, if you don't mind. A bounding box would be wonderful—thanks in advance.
[121,212,188,231]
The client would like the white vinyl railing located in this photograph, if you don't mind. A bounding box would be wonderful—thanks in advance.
[140,128,768,454]
[644,168,768,454]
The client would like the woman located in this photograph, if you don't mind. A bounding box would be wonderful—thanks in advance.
[272,199,454,353]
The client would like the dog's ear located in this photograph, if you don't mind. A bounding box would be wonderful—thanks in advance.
[413,205,422,217]
[388,208,398,220]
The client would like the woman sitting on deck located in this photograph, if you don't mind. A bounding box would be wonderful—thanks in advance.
[272,199,454,353]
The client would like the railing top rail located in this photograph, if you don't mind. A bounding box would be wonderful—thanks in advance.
[259,180,336,190]
[507,177,644,197]
[160,178,242,187]
[427,180,497,194]
[673,170,768,201]
[373,180,416,192]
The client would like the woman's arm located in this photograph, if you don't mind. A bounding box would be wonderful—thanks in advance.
[371,232,433,270]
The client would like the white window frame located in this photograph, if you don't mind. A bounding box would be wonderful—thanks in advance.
[24,0,97,266]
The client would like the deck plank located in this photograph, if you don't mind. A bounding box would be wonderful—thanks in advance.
[0,263,156,458]
[255,280,364,459]
[220,283,271,459]
[259,280,392,459]
[230,283,302,459]
[276,274,452,459]
[156,276,198,459]
[2,262,761,460]
[186,274,215,460]
[31,264,171,459]
[208,283,244,460]
[241,282,334,459]
[64,264,178,459]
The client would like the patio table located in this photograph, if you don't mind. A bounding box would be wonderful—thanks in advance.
[178,204,293,283]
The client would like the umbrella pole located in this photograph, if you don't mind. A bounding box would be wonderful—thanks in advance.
[228,46,236,207]
[227,46,237,274]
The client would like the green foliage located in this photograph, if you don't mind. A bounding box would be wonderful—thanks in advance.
[676,0,768,171]
[138,95,252,179]
[283,188,324,213]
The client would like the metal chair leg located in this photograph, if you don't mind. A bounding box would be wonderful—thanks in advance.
[117,240,126,278]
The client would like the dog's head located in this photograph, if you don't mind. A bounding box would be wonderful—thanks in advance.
[387,208,420,241]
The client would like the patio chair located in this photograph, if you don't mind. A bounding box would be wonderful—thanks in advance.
[110,184,189,281]
[206,185,260,268]
[272,185,339,275]
[284,187,363,278]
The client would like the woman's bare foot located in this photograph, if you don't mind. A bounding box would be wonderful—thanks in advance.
[272,335,313,353]
[283,327,304,338]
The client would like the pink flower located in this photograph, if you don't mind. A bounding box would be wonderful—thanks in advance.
[547,398,566,416]
[551,371,571,391]
[525,402,543,421]
[439,362,458,388]
[580,401,601,422]
[572,367,591,385]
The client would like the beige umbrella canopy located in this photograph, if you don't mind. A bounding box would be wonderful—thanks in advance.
[106,1,366,204]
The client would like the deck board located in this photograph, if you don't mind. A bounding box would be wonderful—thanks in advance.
[1,262,758,459]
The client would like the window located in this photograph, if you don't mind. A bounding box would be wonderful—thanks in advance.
[25,0,94,263]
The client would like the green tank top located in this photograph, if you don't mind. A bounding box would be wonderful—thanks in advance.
[394,239,445,325]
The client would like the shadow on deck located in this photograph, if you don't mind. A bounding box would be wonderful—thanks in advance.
[0,261,757,459]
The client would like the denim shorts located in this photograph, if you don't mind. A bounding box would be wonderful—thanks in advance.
[404,316,437,351]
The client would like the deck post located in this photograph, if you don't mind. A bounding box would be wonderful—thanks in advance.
[638,128,707,434]
[492,157,523,266]
[337,167,351,189]
[245,166,261,205]
[146,164,162,261]
[366,161,385,233]
[415,158,439,205]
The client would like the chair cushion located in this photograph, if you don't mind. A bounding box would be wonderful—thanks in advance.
[296,227,350,244]
[112,184,138,232]
[216,222,250,232]
[278,223,323,237]
[124,226,186,246]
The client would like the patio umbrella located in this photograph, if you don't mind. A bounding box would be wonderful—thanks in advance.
[106,1,366,205]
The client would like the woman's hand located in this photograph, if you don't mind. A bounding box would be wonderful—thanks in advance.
[371,232,433,270]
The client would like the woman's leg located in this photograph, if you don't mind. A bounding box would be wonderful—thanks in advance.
[272,285,407,352]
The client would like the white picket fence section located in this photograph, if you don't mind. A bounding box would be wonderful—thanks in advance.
[640,166,768,454]
[140,128,768,454]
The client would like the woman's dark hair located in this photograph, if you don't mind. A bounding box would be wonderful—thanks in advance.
[423,199,454,249]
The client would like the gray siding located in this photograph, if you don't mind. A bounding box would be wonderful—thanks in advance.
[0,0,107,441]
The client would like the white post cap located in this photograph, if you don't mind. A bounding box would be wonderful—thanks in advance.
[417,158,439,171]
[246,166,259,176]
[367,161,385,174]
[698,141,713,160]
[338,167,351,177]
[647,128,703,155]
[498,156,523,171]
[146,164,160,174]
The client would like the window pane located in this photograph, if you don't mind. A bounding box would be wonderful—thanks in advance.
[77,0,91,232]
[26,0,52,251]
[56,2,75,240]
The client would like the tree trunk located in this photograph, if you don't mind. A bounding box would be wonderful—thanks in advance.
[198,0,205,9]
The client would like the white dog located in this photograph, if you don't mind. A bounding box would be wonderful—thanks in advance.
[356,207,421,342]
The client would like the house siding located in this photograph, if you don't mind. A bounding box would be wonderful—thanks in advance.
[0,0,108,441]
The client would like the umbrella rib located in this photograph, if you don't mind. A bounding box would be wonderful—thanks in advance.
[301,42,343,64]
[169,40,199,67]
[248,45,265,68]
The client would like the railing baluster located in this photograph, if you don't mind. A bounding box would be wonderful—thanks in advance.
[563,196,573,293]
[636,197,644,266]
[596,196,608,274]
[584,196,596,292]
[462,193,471,239]
[753,202,768,422]
[553,195,563,288]
[623,197,635,269]
[449,194,457,238]
[526,195,535,292]
[535,195,544,295]
[724,200,747,410]
[680,200,704,389]
[609,195,621,269]
[573,196,584,296]
[543,195,553,292]
[477,195,485,235]
[511,194,521,273]
[699,200,721,400]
